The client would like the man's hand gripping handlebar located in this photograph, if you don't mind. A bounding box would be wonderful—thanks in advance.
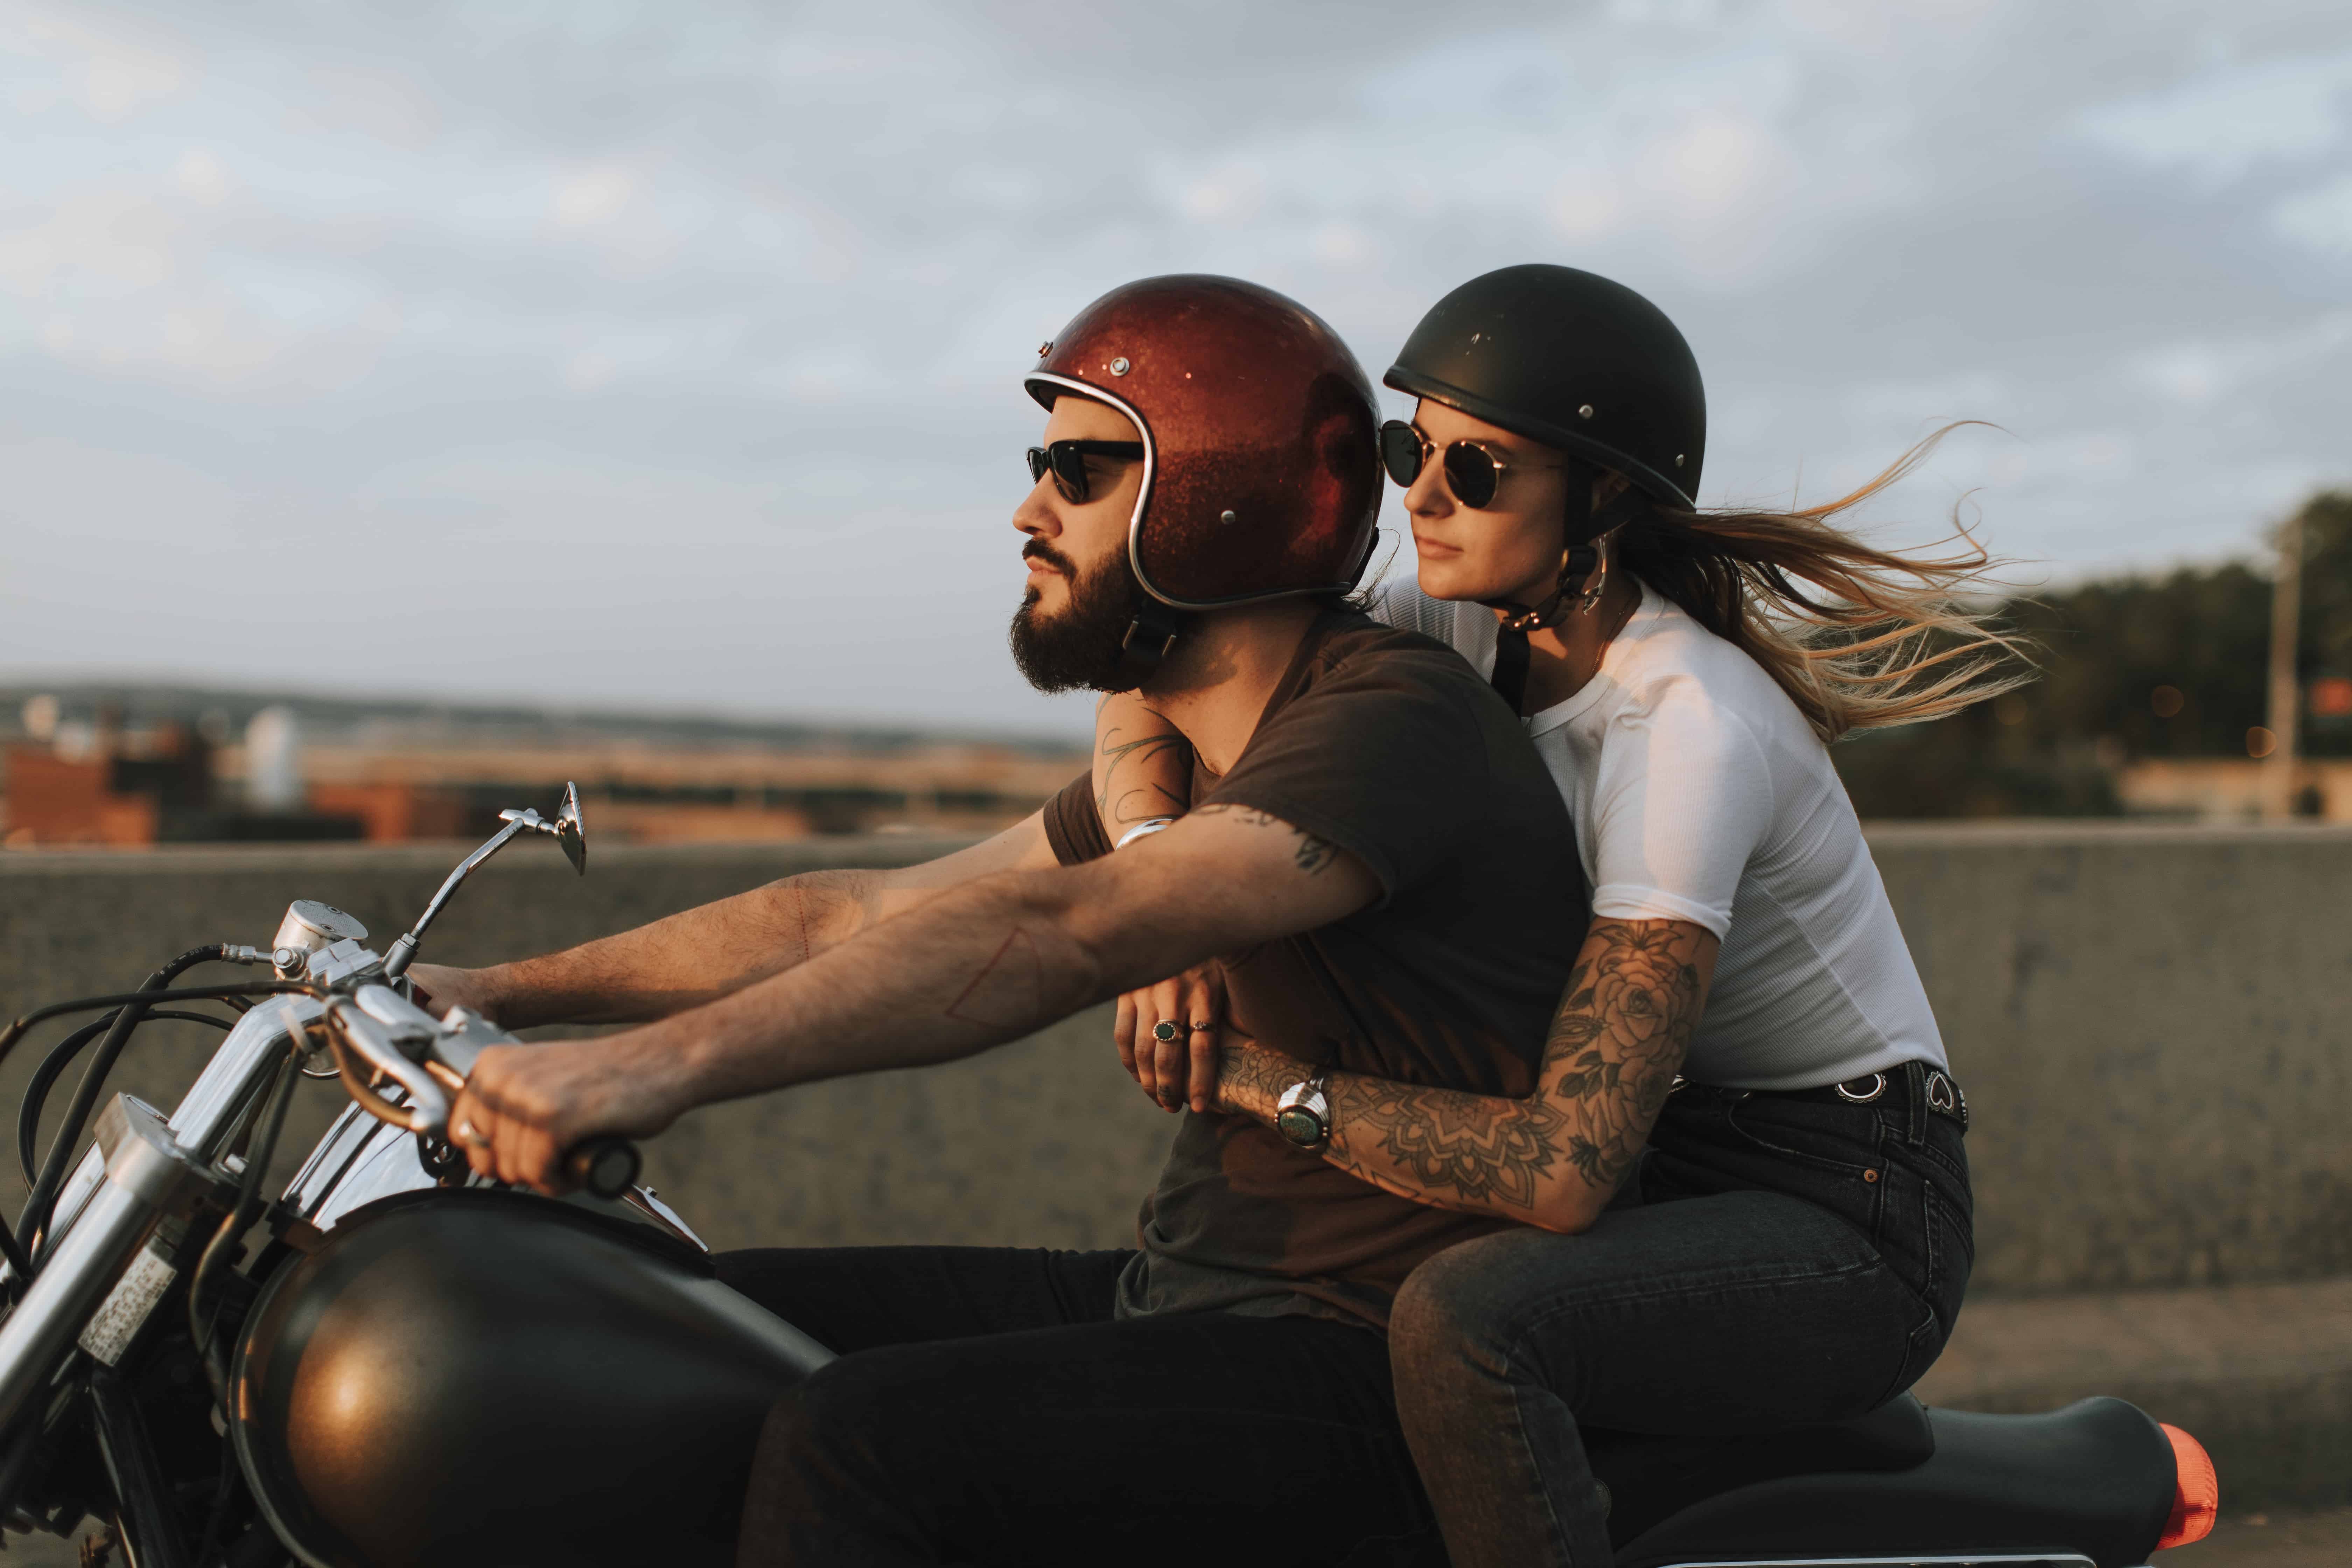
[323,985,641,1199]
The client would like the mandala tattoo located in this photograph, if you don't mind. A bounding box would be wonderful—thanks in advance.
[1214,1038,1296,1115]
[1336,1080,1569,1210]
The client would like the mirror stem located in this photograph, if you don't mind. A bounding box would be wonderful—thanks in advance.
[382,817,530,980]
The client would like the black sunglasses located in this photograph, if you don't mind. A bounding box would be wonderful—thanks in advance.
[1026,440,1146,504]
[1378,420,1559,510]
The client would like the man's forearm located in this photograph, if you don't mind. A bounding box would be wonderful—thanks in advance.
[473,870,879,1028]
[626,868,1114,1106]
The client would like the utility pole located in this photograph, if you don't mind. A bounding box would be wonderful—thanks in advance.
[2263,511,2303,821]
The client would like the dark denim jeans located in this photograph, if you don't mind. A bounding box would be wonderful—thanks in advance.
[1388,1061,1973,1568]
[718,1245,1441,1567]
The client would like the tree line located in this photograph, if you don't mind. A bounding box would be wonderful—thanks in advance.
[1833,490,2352,818]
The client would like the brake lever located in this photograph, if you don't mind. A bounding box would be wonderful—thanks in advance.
[325,986,453,1137]
[393,1001,642,1200]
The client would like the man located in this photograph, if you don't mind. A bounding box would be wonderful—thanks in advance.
[417,274,1585,1566]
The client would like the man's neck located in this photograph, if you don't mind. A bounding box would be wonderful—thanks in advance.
[1140,600,1325,775]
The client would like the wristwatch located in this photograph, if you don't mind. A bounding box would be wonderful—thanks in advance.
[1275,1074,1333,1153]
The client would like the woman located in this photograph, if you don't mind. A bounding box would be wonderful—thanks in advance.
[1091,264,2019,1568]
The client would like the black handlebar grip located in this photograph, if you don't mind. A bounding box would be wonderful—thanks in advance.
[567,1136,641,1199]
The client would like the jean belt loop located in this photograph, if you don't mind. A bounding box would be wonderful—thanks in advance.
[1900,1062,1930,1149]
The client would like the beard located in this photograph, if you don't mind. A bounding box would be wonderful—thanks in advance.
[1009,539,1150,694]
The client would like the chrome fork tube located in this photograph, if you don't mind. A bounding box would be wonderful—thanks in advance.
[0,1001,309,1433]
[0,1180,159,1432]
[0,1001,312,1293]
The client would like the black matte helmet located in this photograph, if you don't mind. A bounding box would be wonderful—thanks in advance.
[1385,263,1705,512]
[1385,264,1708,710]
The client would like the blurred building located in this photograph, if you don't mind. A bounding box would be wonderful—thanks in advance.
[2111,759,2352,823]
[0,688,1084,848]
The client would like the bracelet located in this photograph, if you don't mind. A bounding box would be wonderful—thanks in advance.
[1114,817,1178,850]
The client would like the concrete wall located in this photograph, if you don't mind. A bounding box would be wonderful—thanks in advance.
[3,823,2349,1296]
[1867,821,2352,1296]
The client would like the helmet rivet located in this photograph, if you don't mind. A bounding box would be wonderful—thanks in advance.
[1110,357,1131,376]
[1674,454,1686,467]
[1578,404,1596,420]
[1220,510,1237,525]
[1037,341,1052,359]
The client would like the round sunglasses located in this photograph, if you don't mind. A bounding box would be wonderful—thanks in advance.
[1026,439,1146,504]
[1378,420,1561,510]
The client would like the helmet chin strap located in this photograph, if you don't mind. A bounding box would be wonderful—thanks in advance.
[1480,459,1645,713]
[1111,598,1191,692]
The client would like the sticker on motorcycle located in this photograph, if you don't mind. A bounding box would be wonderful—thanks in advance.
[78,1244,177,1367]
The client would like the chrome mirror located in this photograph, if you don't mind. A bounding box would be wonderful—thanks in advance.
[381,781,588,980]
[539,780,587,876]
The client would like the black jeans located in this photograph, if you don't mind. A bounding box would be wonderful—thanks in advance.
[1387,1062,1974,1568]
[717,1246,1443,1568]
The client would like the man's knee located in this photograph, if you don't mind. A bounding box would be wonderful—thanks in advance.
[741,1356,939,1566]
[758,1353,912,1480]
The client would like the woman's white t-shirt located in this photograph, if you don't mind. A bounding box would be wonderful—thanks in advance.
[1372,578,1947,1091]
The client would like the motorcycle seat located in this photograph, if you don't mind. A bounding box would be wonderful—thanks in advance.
[1588,1393,1935,1548]
[1611,1396,2178,1568]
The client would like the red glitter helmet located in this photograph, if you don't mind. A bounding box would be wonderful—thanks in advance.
[1025,275,1381,611]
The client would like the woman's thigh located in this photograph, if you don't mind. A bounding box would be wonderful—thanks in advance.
[1393,1190,1938,1433]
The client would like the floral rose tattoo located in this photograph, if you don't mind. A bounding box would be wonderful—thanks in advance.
[1545,920,1704,1190]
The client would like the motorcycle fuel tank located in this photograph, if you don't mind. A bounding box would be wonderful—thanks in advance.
[230,1188,831,1568]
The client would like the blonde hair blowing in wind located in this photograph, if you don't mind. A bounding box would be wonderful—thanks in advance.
[1615,425,2033,743]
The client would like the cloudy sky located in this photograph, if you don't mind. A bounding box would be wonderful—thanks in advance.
[2,0,2347,735]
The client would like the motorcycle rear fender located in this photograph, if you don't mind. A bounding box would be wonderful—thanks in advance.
[229,1188,831,1568]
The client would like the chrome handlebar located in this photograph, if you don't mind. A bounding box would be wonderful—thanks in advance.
[321,982,640,1200]
[324,986,454,1136]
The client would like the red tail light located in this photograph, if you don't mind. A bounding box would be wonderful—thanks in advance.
[2155,1423,2219,1549]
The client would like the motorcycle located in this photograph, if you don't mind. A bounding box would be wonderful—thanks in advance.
[0,787,2219,1567]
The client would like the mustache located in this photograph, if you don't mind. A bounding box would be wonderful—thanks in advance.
[1022,540,1078,577]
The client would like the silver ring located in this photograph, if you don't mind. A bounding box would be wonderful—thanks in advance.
[453,1118,491,1148]
[1152,1020,1181,1044]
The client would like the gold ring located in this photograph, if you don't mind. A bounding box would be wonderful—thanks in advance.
[1152,1020,1181,1044]
[453,1118,491,1149]
[1190,1021,1216,1032]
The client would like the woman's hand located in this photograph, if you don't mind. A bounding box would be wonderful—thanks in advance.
[1113,963,1226,1113]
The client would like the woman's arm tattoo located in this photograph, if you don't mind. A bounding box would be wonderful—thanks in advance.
[1542,920,1707,1192]
[1329,1079,1568,1211]
[1312,920,1708,1218]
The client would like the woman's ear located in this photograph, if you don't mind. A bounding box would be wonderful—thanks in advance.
[1592,469,1632,509]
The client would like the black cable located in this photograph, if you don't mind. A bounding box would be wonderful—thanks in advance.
[0,1208,31,1284]
[0,979,320,1070]
[16,1015,110,1192]
[188,1039,301,1409]
[15,948,227,1264]
[16,1010,235,1189]
[10,952,298,1266]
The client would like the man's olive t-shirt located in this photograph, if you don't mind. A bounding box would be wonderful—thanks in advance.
[1043,610,1588,1330]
